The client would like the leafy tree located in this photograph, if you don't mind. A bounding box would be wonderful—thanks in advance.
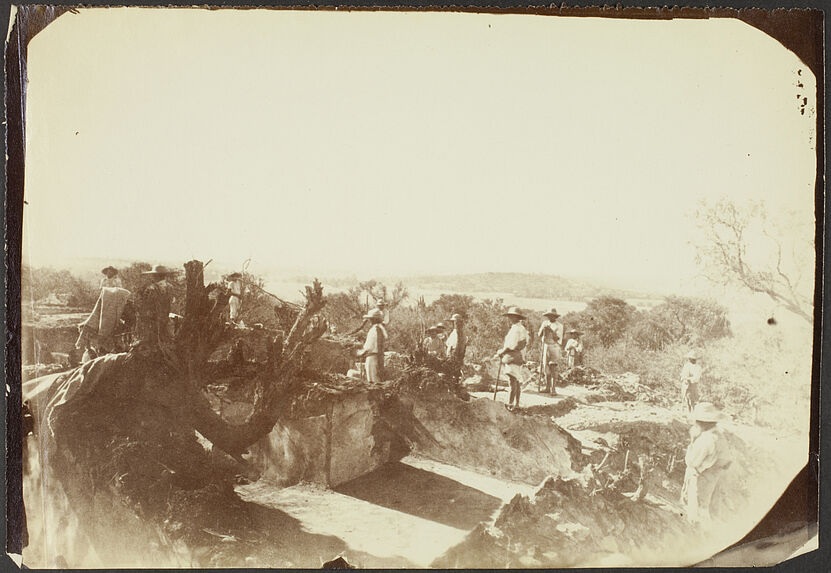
[695,198,813,322]
[323,280,408,334]
[576,296,637,347]
[429,294,475,319]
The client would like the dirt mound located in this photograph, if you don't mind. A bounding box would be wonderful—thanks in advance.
[385,366,470,402]
[434,475,695,568]
[580,380,637,403]
[379,372,586,485]
[520,397,578,418]
[24,348,357,567]
[561,366,603,385]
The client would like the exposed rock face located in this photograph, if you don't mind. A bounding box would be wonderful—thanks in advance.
[247,391,392,488]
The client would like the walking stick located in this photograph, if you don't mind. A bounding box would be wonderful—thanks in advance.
[493,359,502,400]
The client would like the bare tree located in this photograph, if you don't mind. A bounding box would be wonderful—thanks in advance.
[694,198,813,322]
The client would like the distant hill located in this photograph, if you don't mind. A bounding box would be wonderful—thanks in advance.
[294,272,658,302]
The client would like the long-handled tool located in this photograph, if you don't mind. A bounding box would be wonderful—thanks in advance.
[493,359,502,400]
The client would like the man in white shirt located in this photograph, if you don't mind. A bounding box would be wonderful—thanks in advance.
[496,307,530,410]
[375,299,391,326]
[564,329,583,369]
[445,314,466,363]
[537,308,564,394]
[100,266,123,289]
[357,308,388,383]
[681,350,703,413]
[226,273,243,324]
[681,402,731,524]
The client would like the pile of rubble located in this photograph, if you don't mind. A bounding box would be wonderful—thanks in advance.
[435,474,695,568]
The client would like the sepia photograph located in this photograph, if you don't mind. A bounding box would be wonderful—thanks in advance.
[6,5,823,569]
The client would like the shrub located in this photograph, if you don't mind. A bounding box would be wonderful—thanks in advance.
[565,296,637,347]
[22,266,99,309]
[631,296,731,350]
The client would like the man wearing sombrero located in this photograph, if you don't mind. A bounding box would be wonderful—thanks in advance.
[680,350,703,413]
[356,308,388,383]
[135,265,178,345]
[681,402,731,525]
[496,306,531,410]
[537,308,564,394]
[100,266,123,289]
[564,329,583,369]
[422,326,443,357]
[225,272,243,324]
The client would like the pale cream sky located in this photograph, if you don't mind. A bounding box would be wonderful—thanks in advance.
[22,9,817,293]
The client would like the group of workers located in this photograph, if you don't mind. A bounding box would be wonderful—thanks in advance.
[421,315,466,361]
[84,265,728,527]
[76,264,181,359]
[494,306,584,410]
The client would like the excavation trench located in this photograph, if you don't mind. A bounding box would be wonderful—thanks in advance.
[21,351,802,568]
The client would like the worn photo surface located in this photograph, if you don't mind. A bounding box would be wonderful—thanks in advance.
[15,7,818,568]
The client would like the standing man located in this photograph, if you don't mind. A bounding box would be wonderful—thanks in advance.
[100,266,123,289]
[357,308,388,383]
[537,308,563,394]
[136,265,178,347]
[681,350,703,413]
[564,329,583,369]
[422,326,444,357]
[226,272,244,324]
[496,306,530,411]
[434,323,448,358]
[445,314,467,363]
[375,299,391,326]
[446,314,467,382]
[681,402,731,525]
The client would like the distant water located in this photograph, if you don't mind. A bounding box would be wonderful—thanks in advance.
[263,281,662,314]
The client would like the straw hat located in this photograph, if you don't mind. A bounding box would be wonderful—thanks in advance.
[142,264,177,276]
[363,308,384,321]
[687,350,700,360]
[435,322,448,331]
[227,272,242,280]
[502,306,526,319]
[425,326,438,334]
[567,328,582,335]
[449,313,464,322]
[376,299,387,308]
[691,402,724,423]
[101,266,118,276]
[543,307,561,319]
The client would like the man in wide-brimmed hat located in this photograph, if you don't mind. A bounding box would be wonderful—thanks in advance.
[225,272,244,324]
[357,308,388,383]
[537,307,564,394]
[422,326,444,357]
[496,306,531,410]
[434,322,448,359]
[564,328,583,369]
[681,402,731,525]
[375,298,391,326]
[100,266,123,289]
[445,314,467,364]
[136,264,178,345]
[680,350,703,413]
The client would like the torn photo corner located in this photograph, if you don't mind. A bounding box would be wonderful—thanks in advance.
[7,5,821,569]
